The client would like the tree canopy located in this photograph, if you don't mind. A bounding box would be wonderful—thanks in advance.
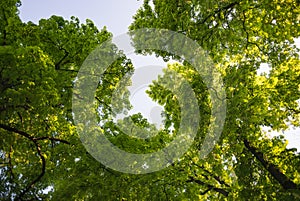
[1,0,300,200]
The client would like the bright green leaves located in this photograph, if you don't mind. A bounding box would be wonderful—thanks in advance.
[0,46,58,125]
[106,113,173,154]
[0,2,119,199]
[1,0,300,200]
[0,45,61,199]
[129,0,300,200]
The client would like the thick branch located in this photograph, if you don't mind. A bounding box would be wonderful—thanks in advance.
[55,48,69,70]
[0,123,33,140]
[187,176,229,197]
[244,139,299,190]
[0,123,70,200]
[0,123,70,145]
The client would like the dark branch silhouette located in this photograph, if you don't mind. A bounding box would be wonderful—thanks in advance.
[187,176,229,197]
[243,139,299,190]
[0,123,70,200]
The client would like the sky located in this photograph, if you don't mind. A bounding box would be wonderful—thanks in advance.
[19,0,168,126]
[19,0,300,150]
[19,0,142,35]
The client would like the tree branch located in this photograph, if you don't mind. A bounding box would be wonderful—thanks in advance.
[186,176,229,197]
[55,47,69,70]
[0,123,34,141]
[0,124,70,145]
[33,137,70,145]
[0,123,70,200]
[56,68,78,73]
[198,2,238,25]
[243,139,299,190]
[187,154,230,188]
[15,140,46,200]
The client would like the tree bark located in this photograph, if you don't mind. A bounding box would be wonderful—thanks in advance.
[243,139,299,190]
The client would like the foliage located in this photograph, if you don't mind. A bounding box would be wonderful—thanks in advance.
[0,1,131,199]
[0,0,300,200]
[129,0,300,200]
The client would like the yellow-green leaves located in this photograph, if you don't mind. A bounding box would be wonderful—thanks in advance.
[129,0,300,200]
